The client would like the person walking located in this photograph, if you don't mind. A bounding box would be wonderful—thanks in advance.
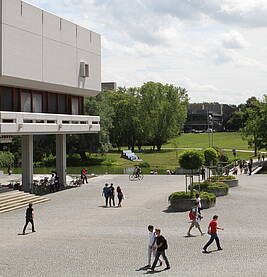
[202,215,224,253]
[248,162,252,175]
[81,168,88,184]
[22,203,36,235]
[109,183,115,207]
[146,225,162,268]
[102,183,111,207]
[150,229,170,271]
[262,153,265,162]
[116,186,124,207]
[187,202,205,236]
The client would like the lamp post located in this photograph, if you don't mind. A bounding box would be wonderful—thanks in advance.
[209,115,214,147]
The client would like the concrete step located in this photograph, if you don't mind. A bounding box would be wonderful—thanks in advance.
[0,191,50,214]
[0,192,33,202]
[0,190,23,198]
[0,194,42,208]
[0,198,50,214]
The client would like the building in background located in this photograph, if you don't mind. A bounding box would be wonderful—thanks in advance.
[101,82,117,91]
[0,0,101,191]
[184,103,237,133]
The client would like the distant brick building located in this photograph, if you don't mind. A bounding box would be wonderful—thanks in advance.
[184,103,236,132]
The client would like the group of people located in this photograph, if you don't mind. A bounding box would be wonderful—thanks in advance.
[187,194,224,253]
[102,183,124,207]
[233,159,252,175]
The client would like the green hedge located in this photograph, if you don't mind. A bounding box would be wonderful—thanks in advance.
[169,190,216,204]
[208,175,236,182]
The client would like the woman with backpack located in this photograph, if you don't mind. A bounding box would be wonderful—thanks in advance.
[187,202,205,237]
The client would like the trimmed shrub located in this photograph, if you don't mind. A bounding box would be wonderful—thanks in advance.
[179,150,204,170]
[169,190,216,203]
[203,147,218,166]
[209,175,236,182]
[0,151,14,168]
[139,162,150,168]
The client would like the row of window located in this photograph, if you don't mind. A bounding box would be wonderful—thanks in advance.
[0,87,84,115]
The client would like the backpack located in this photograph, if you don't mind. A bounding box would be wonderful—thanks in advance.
[162,236,168,250]
[189,208,196,220]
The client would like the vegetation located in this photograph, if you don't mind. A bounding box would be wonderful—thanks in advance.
[179,150,204,170]
[0,151,14,168]
[208,175,236,182]
[169,191,216,204]
[192,181,229,195]
[203,147,218,166]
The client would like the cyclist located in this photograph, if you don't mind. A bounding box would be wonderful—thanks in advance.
[134,165,141,178]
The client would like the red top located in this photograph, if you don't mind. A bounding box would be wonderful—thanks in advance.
[209,220,217,233]
[82,169,87,175]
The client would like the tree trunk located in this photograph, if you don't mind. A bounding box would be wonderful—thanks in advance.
[79,151,87,160]
[156,145,162,151]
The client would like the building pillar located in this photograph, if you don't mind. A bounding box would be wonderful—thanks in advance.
[56,134,66,188]
[21,135,33,192]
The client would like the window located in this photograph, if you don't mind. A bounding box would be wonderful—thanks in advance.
[48,94,57,113]
[58,95,67,114]
[21,91,31,112]
[72,97,79,115]
[1,87,13,111]
[80,62,89,78]
[32,93,42,113]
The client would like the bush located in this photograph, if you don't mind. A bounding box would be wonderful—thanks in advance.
[206,182,229,195]
[203,148,218,166]
[179,150,204,170]
[209,175,236,182]
[139,162,150,168]
[169,190,216,203]
[0,151,14,168]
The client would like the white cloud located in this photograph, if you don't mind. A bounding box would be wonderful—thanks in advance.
[25,0,267,104]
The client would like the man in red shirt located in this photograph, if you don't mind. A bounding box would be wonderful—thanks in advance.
[202,215,224,253]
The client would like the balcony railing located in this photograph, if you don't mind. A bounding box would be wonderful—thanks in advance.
[0,111,100,135]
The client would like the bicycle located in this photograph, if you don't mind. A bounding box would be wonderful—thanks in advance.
[129,173,144,181]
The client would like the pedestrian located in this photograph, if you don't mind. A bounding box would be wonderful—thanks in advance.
[248,162,252,175]
[109,183,115,207]
[7,164,12,175]
[262,153,265,162]
[250,158,253,166]
[22,203,36,235]
[150,229,170,271]
[203,215,223,253]
[146,225,162,268]
[102,183,110,207]
[187,202,205,236]
[117,186,124,207]
[81,168,88,184]
[195,193,202,214]
[258,153,261,162]
[201,167,205,180]
[239,160,243,174]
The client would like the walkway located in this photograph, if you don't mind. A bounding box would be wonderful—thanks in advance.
[0,174,266,276]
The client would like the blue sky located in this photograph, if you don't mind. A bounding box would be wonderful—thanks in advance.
[27,0,267,104]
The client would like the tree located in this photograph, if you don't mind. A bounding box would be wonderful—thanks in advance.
[139,82,188,150]
[179,150,204,196]
[203,148,218,166]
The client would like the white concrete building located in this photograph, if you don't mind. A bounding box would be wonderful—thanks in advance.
[0,0,101,191]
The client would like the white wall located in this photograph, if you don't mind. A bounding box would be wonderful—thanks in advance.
[0,0,101,96]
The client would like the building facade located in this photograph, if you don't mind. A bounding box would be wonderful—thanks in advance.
[0,0,101,191]
[184,103,236,132]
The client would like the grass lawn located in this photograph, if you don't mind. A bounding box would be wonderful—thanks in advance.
[104,132,254,170]
[165,132,251,150]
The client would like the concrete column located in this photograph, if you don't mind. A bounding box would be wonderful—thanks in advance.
[56,134,66,188]
[21,135,33,192]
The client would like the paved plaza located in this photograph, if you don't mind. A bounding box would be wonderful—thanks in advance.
[0,174,267,277]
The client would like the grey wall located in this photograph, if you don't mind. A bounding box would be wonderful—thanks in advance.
[0,0,101,96]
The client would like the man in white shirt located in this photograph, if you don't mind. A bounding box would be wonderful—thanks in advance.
[146,225,162,268]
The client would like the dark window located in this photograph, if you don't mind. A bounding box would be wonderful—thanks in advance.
[48,94,57,113]
[13,89,20,112]
[72,96,79,115]
[32,93,42,113]
[21,91,31,112]
[58,95,67,114]
[1,87,13,111]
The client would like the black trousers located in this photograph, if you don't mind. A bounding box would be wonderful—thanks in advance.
[151,250,170,270]
[105,196,109,206]
[203,233,221,250]
[109,194,115,206]
[23,218,35,233]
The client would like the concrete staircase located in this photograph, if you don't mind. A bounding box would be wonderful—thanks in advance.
[0,190,50,214]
